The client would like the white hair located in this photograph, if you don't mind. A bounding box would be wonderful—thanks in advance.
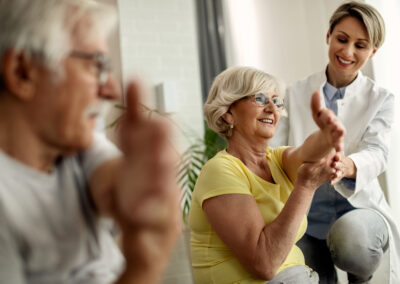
[204,66,283,138]
[0,0,117,73]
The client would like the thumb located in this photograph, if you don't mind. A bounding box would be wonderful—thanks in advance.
[311,90,323,128]
[125,81,143,122]
[119,81,144,155]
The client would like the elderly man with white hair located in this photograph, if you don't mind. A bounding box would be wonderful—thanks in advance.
[0,0,181,283]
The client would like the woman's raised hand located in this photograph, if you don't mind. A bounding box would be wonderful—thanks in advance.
[311,91,345,152]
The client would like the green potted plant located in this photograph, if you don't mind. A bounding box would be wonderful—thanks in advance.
[178,121,226,222]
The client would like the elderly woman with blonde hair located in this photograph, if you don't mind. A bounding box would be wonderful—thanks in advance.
[189,66,346,283]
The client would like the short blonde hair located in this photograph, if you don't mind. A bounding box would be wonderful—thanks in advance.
[329,1,385,49]
[204,66,282,139]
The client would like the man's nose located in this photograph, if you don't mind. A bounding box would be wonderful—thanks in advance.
[98,74,122,101]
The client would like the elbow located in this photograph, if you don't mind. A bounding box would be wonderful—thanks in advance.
[245,232,283,281]
[250,258,279,281]
[252,266,277,281]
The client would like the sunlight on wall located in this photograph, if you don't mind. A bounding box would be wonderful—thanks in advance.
[222,0,331,85]
[223,0,261,68]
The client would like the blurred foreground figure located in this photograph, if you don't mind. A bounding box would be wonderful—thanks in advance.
[0,0,181,283]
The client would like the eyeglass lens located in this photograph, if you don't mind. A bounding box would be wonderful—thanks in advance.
[70,51,110,85]
[254,93,284,108]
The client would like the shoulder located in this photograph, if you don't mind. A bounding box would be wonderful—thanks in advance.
[201,151,246,178]
[355,73,393,99]
[204,150,240,170]
[194,151,251,200]
[267,146,290,166]
[353,75,395,114]
[372,81,394,101]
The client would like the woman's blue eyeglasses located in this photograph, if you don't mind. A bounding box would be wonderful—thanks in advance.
[250,93,284,109]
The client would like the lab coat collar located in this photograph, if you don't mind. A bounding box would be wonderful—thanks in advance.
[318,67,364,98]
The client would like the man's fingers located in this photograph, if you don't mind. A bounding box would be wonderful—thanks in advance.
[125,81,143,122]
[122,117,171,158]
[117,116,179,223]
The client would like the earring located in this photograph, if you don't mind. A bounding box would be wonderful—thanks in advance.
[230,124,234,129]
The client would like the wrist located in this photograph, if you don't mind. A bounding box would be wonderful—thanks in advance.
[344,157,356,178]
[304,131,330,161]
[292,183,316,199]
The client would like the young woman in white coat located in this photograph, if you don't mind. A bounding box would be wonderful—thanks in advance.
[270,1,400,283]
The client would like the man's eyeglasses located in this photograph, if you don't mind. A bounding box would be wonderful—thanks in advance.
[69,51,111,85]
[250,93,284,109]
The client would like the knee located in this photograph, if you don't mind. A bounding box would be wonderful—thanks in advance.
[328,237,381,276]
[327,216,383,276]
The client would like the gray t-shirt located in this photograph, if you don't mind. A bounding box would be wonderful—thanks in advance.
[0,133,124,284]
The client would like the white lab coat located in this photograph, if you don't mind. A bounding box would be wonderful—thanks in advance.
[271,69,400,283]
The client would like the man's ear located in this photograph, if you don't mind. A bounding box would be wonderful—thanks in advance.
[222,111,234,125]
[1,50,38,100]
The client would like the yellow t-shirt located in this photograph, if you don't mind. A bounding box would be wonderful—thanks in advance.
[188,147,307,284]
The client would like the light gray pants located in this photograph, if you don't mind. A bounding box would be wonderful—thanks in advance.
[298,208,389,284]
[267,265,319,284]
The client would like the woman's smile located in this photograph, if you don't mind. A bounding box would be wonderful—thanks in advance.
[336,56,354,66]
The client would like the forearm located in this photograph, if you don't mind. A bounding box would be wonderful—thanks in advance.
[298,130,331,162]
[251,186,314,279]
[283,131,333,182]
[251,155,334,279]
[345,147,387,189]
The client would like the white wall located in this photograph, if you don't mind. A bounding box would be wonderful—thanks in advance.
[223,0,375,85]
[223,0,329,84]
[116,0,204,150]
